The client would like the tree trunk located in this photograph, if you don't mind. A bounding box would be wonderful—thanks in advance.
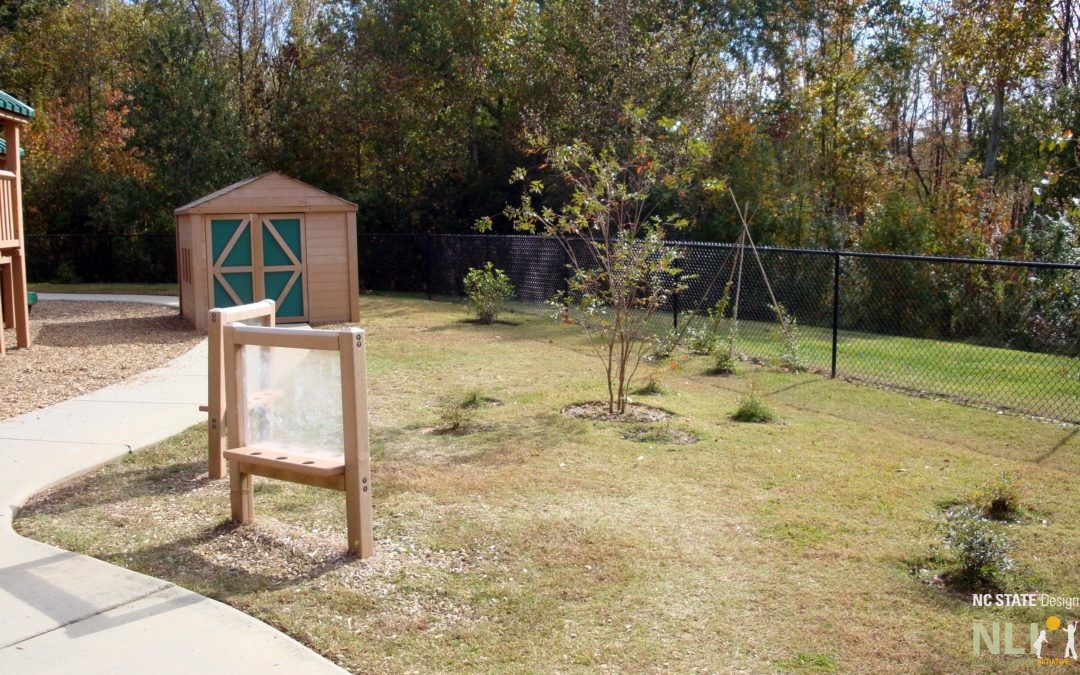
[982,83,1005,179]
[1063,0,1074,86]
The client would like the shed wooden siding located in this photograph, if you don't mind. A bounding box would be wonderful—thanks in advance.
[306,211,350,322]
[174,173,359,330]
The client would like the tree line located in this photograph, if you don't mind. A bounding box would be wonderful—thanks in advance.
[1,0,1078,267]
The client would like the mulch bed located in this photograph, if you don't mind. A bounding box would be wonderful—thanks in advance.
[561,401,675,423]
[1,301,201,419]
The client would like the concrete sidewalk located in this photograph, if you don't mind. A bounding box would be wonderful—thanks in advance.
[0,297,344,673]
[37,292,181,309]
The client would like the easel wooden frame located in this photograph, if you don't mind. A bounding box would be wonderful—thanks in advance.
[205,300,276,479]
[222,324,373,558]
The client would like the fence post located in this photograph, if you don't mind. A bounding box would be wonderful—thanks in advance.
[831,251,840,379]
[673,291,679,329]
[426,233,434,300]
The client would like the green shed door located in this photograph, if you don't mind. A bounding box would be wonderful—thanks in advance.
[210,218,254,308]
[260,216,305,320]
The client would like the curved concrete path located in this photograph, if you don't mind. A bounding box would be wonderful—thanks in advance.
[0,296,344,673]
[36,292,181,308]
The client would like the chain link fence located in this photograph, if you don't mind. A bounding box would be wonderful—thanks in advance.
[22,230,1078,421]
[358,233,1080,423]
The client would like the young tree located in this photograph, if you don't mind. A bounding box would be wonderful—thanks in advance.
[481,107,716,414]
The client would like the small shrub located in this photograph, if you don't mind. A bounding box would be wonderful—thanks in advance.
[650,329,680,360]
[971,472,1024,521]
[770,303,804,372]
[459,388,485,409]
[434,389,500,433]
[937,504,1015,589]
[706,349,736,376]
[631,374,666,395]
[434,390,490,433]
[730,387,777,423]
[464,262,514,324]
[684,325,718,355]
[684,290,733,356]
[435,401,474,433]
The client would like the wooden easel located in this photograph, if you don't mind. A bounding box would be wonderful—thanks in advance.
[222,324,373,558]
[205,300,276,479]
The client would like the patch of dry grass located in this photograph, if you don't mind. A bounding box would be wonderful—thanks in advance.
[15,294,1080,673]
[1,301,200,418]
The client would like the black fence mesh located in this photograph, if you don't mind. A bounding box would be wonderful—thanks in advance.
[25,234,177,283]
[358,233,1080,423]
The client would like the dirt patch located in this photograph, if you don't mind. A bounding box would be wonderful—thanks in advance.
[622,426,699,445]
[561,401,675,423]
[1,301,200,419]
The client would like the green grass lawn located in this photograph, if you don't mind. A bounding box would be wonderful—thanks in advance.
[28,282,177,295]
[654,311,1080,423]
[15,295,1080,673]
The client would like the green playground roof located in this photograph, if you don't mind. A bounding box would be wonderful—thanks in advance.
[0,89,34,119]
[0,137,25,157]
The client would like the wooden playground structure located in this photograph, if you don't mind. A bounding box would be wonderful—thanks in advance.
[0,90,33,355]
[208,302,373,558]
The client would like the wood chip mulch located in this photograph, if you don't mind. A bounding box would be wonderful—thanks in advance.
[0,301,202,420]
[561,401,675,423]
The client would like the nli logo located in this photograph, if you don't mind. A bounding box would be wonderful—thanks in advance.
[973,615,1079,662]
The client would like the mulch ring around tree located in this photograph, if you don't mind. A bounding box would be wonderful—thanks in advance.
[561,401,675,423]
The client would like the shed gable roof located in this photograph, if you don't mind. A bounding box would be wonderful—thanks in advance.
[174,172,357,214]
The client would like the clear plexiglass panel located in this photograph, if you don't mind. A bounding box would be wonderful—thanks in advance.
[241,344,343,460]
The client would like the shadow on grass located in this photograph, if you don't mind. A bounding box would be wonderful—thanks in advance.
[18,459,211,518]
[115,520,353,598]
[420,317,525,331]
[1036,427,1079,464]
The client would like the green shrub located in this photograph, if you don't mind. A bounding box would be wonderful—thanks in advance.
[459,388,485,408]
[650,329,681,360]
[706,350,736,376]
[685,325,721,355]
[435,400,474,433]
[731,387,777,423]
[685,289,733,356]
[770,302,804,372]
[938,504,1015,588]
[464,262,514,324]
[971,472,1024,521]
[435,389,500,433]
[435,391,481,433]
[631,375,666,395]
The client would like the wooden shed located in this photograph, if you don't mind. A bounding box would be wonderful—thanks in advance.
[174,172,360,330]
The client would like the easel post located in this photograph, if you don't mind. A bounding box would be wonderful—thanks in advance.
[339,328,373,558]
[223,323,254,523]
